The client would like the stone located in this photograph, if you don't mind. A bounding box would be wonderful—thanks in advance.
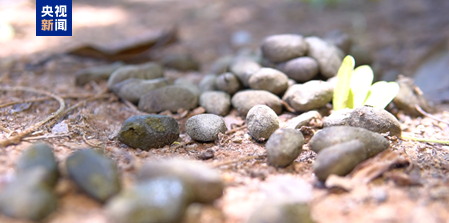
[66,149,121,202]
[324,30,352,54]
[105,177,190,223]
[210,55,233,74]
[112,78,170,104]
[286,110,322,129]
[75,62,124,86]
[215,72,242,95]
[282,80,333,112]
[118,115,180,150]
[248,68,289,95]
[199,91,231,116]
[229,57,261,87]
[232,90,283,116]
[261,34,308,63]
[322,108,352,127]
[347,106,402,137]
[185,114,227,142]
[174,78,201,97]
[266,128,304,167]
[0,168,57,221]
[136,158,224,204]
[313,140,367,181]
[305,36,344,78]
[138,86,198,113]
[309,126,389,158]
[247,202,314,223]
[161,54,200,71]
[16,142,59,188]
[198,74,217,92]
[393,76,434,116]
[107,62,163,90]
[277,57,319,83]
[246,105,280,141]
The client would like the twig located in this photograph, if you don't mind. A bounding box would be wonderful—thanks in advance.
[171,140,195,150]
[210,154,266,168]
[0,86,65,147]
[281,101,296,113]
[0,93,96,109]
[401,135,449,145]
[415,105,449,125]
[225,125,247,135]
[23,133,71,141]
[83,133,103,148]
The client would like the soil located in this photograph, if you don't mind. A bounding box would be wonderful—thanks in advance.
[0,0,449,222]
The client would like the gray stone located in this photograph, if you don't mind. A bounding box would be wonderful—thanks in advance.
[174,78,201,97]
[161,54,200,71]
[66,149,121,202]
[324,30,352,54]
[112,78,170,104]
[266,129,304,167]
[323,108,352,127]
[106,177,190,223]
[107,62,163,90]
[393,76,434,116]
[232,90,283,116]
[138,86,198,113]
[136,158,224,204]
[118,115,180,150]
[16,142,59,188]
[313,140,367,181]
[282,80,333,112]
[305,36,344,78]
[246,105,279,141]
[0,168,57,221]
[215,72,242,95]
[286,110,322,129]
[210,56,233,74]
[261,34,308,63]
[248,68,289,95]
[186,114,227,142]
[75,62,124,86]
[199,91,231,116]
[247,202,314,223]
[198,74,217,92]
[277,57,319,83]
[347,106,402,137]
[309,126,389,157]
[229,58,261,87]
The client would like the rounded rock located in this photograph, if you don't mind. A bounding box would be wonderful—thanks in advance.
[107,62,163,89]
[199,91,231,116]
[229,58,261,87]
[174,78,201,97]
[266,128,304,167]
[66,149,121,202]
[198,74,217,92]
[112,78,170,104]
[210,55,233,74]
[138,86,198,113]
[75,62,124,86]
[305,36,344,78]
[118,115,180,150]
[248,68,289,95]
[282,80,333,112]
[232,90,283,116]
[215,72,242,95]
[277,57,319,82]
[261,34,308,63]
[161,54,200,71]
[347,106,402,137]
[246,105,279,141]
[185,114,227,142]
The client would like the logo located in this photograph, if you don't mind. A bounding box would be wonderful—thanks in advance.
[36,0,72,36]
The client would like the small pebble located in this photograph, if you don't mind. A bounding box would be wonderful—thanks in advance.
[51,121,69,134]
[161,54,200,71]
[232,90,283,116]
[282,80,333,112]
[199,91,231,116]
[138,85,199,113]
[107,62,163,89]
[66,149,121,202]
[286,110,322,129]
[323,108,352,127]
[246,105,280,141]
[229,57,261,87]
[75,62,124,86]
[347,106,402,137]
[16,142,59,188]
[174,78,201,97]
[105,177,190,223]
[215,72,242,95]
[0,168,57,221]
[313,140,367,181]
[393,76,433,116]
[210,56,233,74]
[309,126,389,157]
[261,34,308,63]
[185,114,227,142]
[248,68,289,95]
[277,57,319,83]
[266,128,304,167]
[197,148,215,160]
[305,36,344,78]
[136,158,224,204]
[118,115,180,150]
[198,74,217,92]
[112,77,170,104]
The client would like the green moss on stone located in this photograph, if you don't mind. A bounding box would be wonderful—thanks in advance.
[145,117,165,132]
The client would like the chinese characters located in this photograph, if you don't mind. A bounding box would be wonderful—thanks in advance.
[40,5,67,31]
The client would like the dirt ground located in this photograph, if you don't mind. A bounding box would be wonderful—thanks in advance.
[0,0,449,222]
